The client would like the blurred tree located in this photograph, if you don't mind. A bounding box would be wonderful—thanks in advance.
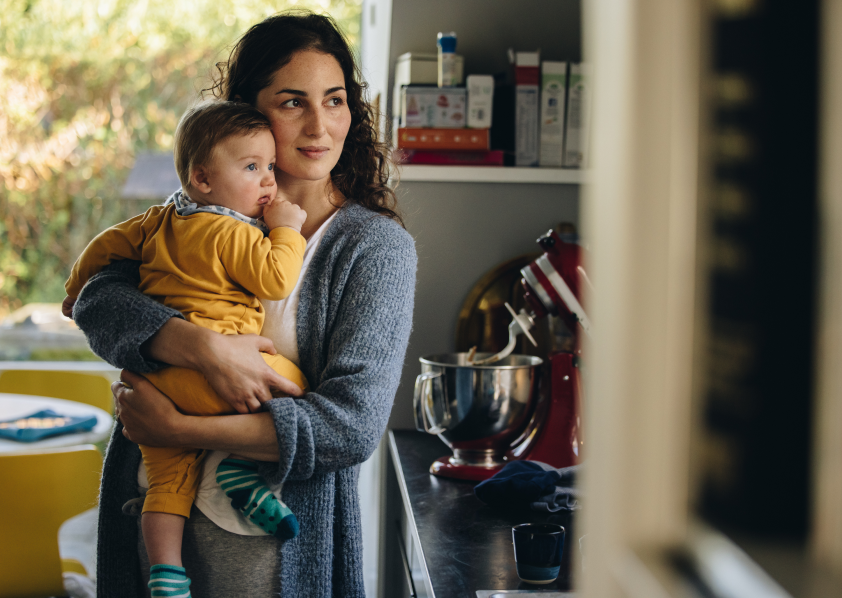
[0,0,362,317]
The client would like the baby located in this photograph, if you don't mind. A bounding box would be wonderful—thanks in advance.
[64,100,308,598]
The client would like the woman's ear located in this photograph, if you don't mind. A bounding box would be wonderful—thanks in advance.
[191,165,212,194]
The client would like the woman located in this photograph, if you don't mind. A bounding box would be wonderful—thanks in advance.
[73,11,416,598]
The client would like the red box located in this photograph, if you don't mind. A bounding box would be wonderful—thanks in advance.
[396,128,490,150]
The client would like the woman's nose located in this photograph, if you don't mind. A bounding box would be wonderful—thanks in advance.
[305,107,327,137]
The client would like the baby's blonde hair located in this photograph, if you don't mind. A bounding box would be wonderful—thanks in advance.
[174,100,272,197]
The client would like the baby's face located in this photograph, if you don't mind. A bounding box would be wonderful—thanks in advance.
[205,129,277,219]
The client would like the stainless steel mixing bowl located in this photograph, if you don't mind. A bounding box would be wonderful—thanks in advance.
[414,353,543,466]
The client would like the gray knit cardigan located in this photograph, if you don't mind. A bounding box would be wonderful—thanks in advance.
[73,203,417,598]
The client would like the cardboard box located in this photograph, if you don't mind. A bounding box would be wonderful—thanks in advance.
[400,87,467,128]
[563,63,592,168]
[396,128,490,150]
[539,61,568,167]
[514,51,540,166]
[395,52,439,86]
[467,75,494,129]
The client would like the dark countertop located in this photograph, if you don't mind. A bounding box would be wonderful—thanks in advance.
[388,430,579,597]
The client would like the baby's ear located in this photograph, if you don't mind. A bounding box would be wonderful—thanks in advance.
[191,165,212,194]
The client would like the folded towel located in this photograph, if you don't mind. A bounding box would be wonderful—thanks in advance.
[474,461,581,512]
[0,409,97,442]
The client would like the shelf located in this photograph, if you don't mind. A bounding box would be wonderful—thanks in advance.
[396,165,589,184]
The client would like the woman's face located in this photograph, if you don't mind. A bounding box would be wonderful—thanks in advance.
[255,50,351,187]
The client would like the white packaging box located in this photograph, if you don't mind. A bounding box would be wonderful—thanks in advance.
[400,87,466,128]
[395,53,438,86]
[539,62,568,167]
[515,51,540,167]
[466,75,494,129]
[563,63,592,168]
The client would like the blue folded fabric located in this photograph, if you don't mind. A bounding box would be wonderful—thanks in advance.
[474,461,581,512]
[0,409,97,442]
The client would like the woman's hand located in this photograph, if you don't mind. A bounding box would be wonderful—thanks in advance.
[115,369,283,461]
[114,370,184,446]
[141,318,304,415]
[199,332,304,414]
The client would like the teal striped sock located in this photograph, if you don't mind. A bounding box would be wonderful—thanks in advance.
[148,564,191,598]
[215,458,299,539]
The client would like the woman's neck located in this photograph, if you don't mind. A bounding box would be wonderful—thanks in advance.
[278,177,344,240]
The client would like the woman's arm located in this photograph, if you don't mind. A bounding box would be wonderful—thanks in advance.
[116,218,416,471]
[73,260,181,373]
[143,319,303,413]
[115,371,280,461]
[74,261,303,413]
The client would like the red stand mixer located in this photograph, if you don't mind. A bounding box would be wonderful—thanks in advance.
[414,229,590,481]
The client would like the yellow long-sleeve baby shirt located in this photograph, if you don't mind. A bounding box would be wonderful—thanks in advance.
[65,203,306,336]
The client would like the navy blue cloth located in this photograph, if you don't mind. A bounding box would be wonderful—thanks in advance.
[474,461,581,512]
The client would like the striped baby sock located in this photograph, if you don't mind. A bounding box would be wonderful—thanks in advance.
[148,564,191,598]
[215,457,299,539]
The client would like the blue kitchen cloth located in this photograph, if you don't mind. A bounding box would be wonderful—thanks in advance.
[0,409,97,442]
[474,461,581,512]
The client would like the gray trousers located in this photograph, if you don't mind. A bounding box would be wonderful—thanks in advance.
[137,505,281,597]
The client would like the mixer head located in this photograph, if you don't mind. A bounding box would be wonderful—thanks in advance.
[521,230,592,337]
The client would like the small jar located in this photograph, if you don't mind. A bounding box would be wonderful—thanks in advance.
[437,31,458,87]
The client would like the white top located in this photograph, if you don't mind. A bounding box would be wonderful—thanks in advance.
[138,211,339,535]
[0,394,112,454]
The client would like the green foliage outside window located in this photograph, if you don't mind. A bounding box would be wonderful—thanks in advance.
[0,0,362,318]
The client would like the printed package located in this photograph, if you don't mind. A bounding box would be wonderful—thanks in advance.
[467,75,494,129]
[563,63,592,168]
[400,87,467,128]
[539,62,568,167]
[514,51,540,167]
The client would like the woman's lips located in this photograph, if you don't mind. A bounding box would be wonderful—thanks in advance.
[298,146,330,159]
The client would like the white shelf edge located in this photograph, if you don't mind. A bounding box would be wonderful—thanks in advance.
[395,165,589,184]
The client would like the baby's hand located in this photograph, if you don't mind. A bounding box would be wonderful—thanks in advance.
[61,296,76,319]
[264,199,307,233]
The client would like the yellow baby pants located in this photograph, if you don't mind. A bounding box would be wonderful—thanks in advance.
[140,353,308,518]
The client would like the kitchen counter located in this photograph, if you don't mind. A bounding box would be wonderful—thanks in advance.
[382,430,578,598]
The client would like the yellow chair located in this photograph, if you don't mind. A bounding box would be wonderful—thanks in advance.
[0,445,102,598]
[0,369,114,414]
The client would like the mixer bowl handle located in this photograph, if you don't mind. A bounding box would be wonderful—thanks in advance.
[414,371,449,434]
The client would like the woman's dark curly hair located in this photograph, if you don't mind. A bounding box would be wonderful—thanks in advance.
[204,10,402,226]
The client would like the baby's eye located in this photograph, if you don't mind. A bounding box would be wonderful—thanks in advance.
[268,163,274,171]
[247,163,256,171]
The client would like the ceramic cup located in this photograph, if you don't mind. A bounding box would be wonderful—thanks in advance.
[511,523,566,584]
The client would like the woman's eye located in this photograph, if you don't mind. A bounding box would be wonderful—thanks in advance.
[247,163,256,171]
[329,97,344,106]
[281,98,301,108]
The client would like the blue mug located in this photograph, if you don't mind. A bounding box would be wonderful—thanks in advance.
[512,523,566,584]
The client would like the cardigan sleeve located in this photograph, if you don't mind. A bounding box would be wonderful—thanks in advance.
[72,259,183,373]
[260,219,417,483]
